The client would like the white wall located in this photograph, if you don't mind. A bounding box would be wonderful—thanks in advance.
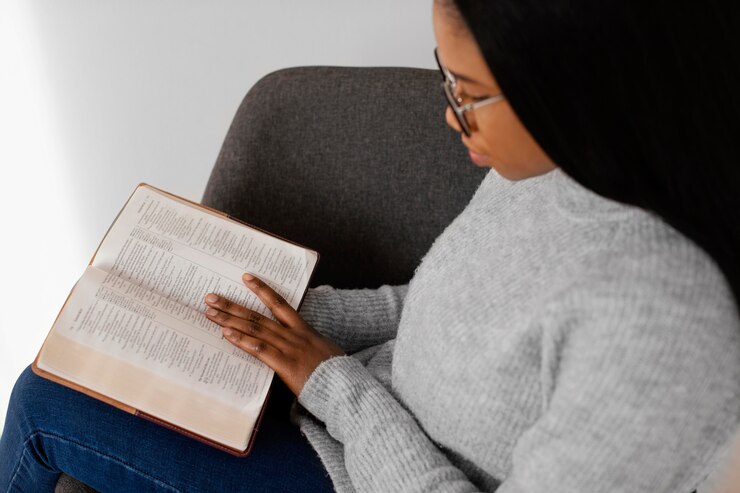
[0,0,435,434]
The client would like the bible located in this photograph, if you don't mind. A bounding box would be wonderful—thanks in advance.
[32,183,319,456]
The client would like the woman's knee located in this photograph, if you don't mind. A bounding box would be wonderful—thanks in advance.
[1,366,45,463]
[5,365,70,431]
[7,365,38,414]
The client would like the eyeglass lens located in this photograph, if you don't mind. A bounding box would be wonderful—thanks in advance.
[434,48,472,136]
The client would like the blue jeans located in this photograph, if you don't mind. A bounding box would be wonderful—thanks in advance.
[0,366,334,492]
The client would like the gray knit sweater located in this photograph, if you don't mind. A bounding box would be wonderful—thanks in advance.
[295,168,740,493]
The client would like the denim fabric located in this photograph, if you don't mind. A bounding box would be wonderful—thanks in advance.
[0,366,333,493]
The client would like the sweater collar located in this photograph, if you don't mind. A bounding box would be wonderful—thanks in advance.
[539,168,638,221]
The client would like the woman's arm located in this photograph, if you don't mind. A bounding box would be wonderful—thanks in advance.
[299,284,409,353]
[298,355,480,492]
[297,281,740,492]
[206,277,478,491]
[205,272,739,492]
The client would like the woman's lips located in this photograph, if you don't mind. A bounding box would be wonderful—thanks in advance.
[468,149,489,167]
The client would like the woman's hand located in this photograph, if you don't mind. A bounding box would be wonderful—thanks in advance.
[203,273,345,396]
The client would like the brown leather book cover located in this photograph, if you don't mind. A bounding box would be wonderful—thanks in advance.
[32,183,320,457]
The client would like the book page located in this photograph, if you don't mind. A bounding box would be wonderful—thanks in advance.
[91,184,317,318]
[36,184,319,451]
[53,265,273,405]
[37,265,271,450]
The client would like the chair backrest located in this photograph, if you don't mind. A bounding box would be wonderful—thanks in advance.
[202,66,487,289]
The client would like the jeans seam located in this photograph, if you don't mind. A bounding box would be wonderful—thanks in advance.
[5,447,29,493]
[9,430,183,493]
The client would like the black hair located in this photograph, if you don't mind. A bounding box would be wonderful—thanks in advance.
[450,0,740,310]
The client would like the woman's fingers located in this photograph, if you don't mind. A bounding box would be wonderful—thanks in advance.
[203,273,345,395]
[205,273,300,329]
[204,293,253,319]
[221,327,281,367]
[204,304,287,348]
[241,273,304,328]
[204,293,274,330]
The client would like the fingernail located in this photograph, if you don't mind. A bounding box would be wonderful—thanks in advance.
[206,308,218,316]
[205,294,218,303]
[242,272,255,281]
[223,328,233,337]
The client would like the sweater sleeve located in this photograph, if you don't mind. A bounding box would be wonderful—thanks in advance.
[297,278,740,493]
[298,355,481,493]
[298,284,408,353]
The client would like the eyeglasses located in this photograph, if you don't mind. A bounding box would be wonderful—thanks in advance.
[434,47,505,137]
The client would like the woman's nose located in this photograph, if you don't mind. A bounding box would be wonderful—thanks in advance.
[445,107,463,134]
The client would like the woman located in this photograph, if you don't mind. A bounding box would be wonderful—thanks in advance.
[2,1,739,491]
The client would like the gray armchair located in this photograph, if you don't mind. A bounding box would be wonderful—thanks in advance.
[55,66,485,492]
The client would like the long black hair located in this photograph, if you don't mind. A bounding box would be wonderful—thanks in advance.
[450,0,740,310]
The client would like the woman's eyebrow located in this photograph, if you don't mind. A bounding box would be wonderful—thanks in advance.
[449,70,483,85]
[446,66,485,85]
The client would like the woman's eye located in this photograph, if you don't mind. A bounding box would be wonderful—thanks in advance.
[460,90,488,102]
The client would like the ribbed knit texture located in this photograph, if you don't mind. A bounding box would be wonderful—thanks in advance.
[295,168,740,493]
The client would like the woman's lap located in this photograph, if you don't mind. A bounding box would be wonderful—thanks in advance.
[0,365,333,492]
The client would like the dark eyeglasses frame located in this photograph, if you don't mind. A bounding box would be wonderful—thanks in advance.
[434,47,505,137]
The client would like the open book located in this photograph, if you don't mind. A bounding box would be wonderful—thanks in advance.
[32,183,319,456]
